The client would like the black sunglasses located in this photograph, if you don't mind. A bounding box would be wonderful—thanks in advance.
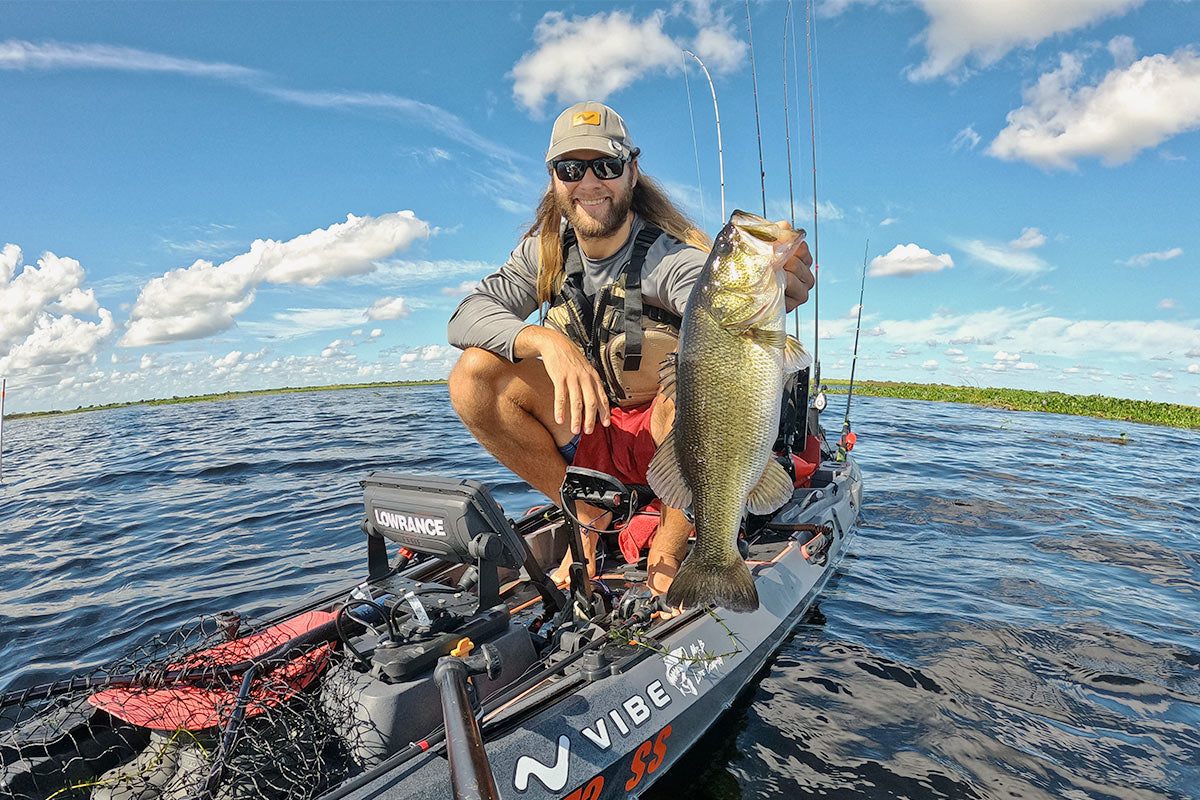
[550,155,632,182]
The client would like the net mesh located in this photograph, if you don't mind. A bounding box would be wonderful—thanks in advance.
[0,613,369,800]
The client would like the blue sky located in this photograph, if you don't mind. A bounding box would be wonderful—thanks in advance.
[2,0,1198,415]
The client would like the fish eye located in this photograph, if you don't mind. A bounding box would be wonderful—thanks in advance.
[715,237,732,256]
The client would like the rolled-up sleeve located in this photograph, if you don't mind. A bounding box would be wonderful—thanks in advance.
[447,239,541,362]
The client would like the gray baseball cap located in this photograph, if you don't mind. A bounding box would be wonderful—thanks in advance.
[545,101,639,163]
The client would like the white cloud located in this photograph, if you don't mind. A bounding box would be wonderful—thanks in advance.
[0,39,261,81]
[1015,362,1040,370]
[907,0,1144,82]
[1121,247,1183,267]
[264,88,523,165]
[845,304,863,319]
[1108,34,1138,68]
[1159,298,1176,309]
[945,348,964,356]
[869,244,954,277]
[350,259,494,287]
[922,359,939,369]
[989,47,1200,169]
[1187,364,1199,374]
[957,238,1050,274]
[509,7,742,116]
[1010,227,1046,250]
[121,211,429,347]
[240,308,374,339]
[951,356,968,363]
[370,328,382,338]
[952,126,981,151]
[367,296,410,321]
[1152,370,1174,380]
[442,280,480,296]
[0,244,116,383]
[512,11,681,115]
[0,40,520,167]
[880,217,898,226]
[879,311,1200,363]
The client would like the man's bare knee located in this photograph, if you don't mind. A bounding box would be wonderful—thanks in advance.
[449,348,506,419]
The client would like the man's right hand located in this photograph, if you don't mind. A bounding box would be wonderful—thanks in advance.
[514,326,611,435]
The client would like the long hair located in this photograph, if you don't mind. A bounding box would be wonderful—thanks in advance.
[526,171,712,306]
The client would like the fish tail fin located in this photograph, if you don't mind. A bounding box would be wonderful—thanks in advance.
[666,552,759,613]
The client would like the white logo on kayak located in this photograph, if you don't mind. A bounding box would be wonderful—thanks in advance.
[663,639,725,697]
[374,509,446,537]
[581,680,672,750]
[513,734,570,792]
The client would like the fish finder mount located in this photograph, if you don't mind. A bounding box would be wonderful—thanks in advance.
[361,472,564,615]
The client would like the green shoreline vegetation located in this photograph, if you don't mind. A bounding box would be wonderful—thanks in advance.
[5,378,1197,430]
[7,380,446,421]
[824,380,1200,430]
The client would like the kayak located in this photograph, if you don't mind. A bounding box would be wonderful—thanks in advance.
[0,448,861,800]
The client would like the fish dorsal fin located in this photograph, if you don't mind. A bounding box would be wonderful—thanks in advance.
[746,459,794,516]
[783,336,812,373]
[647,431,692,509]
[657,353,677,400]
[747,327,786,348]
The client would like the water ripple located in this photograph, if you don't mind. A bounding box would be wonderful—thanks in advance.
[2,389,1198,799]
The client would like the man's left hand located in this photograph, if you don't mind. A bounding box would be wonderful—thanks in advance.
[777,221,815,312]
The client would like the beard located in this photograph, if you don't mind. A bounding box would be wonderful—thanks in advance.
[553,180,635,240]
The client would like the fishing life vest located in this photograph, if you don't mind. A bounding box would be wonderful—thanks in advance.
[543,224,682,408]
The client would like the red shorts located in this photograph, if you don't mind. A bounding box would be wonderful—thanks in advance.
[567,398,659,487]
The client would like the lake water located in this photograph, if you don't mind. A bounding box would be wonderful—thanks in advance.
[1,387,1197,799]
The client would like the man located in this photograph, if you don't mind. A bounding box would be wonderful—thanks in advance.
[447,101,814,598]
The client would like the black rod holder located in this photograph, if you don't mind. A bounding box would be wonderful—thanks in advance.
[433,650,502,800]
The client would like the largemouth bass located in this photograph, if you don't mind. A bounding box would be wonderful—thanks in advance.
[648,210,811,612]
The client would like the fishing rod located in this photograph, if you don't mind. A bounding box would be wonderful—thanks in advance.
[0,377,5,482]
[837,241,869,462]
[745,0,767,217]
[682,49,726,222]
[783,1,798,342]
[680,52,708,231]
[805,0,821,398]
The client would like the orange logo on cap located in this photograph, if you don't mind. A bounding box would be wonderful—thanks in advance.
[572,111,601,126]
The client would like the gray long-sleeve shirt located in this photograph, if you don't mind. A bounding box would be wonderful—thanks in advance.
[447,215,708,361]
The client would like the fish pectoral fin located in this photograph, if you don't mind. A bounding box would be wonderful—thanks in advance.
[745,327,787,349]
[746,459,794,515]
[657,353,677,400]
[783,336,812,373]
[647,431,692,509]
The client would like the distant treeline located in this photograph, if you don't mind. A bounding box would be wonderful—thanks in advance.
[7,378,1198,430]
[6,380,448,421]
[824,380,1200,430]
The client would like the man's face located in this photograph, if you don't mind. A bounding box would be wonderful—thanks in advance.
[551,148,637,239]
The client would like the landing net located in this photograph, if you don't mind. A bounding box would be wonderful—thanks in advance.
[0,612,367,800]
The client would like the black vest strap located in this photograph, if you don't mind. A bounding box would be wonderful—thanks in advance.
[620,225,664,371]
[554,223,667,396]
[558,228,595,346]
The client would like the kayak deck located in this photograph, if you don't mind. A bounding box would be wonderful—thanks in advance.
[0,457,861,800]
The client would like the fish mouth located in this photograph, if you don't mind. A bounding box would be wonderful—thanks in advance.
[729,210,803,262]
